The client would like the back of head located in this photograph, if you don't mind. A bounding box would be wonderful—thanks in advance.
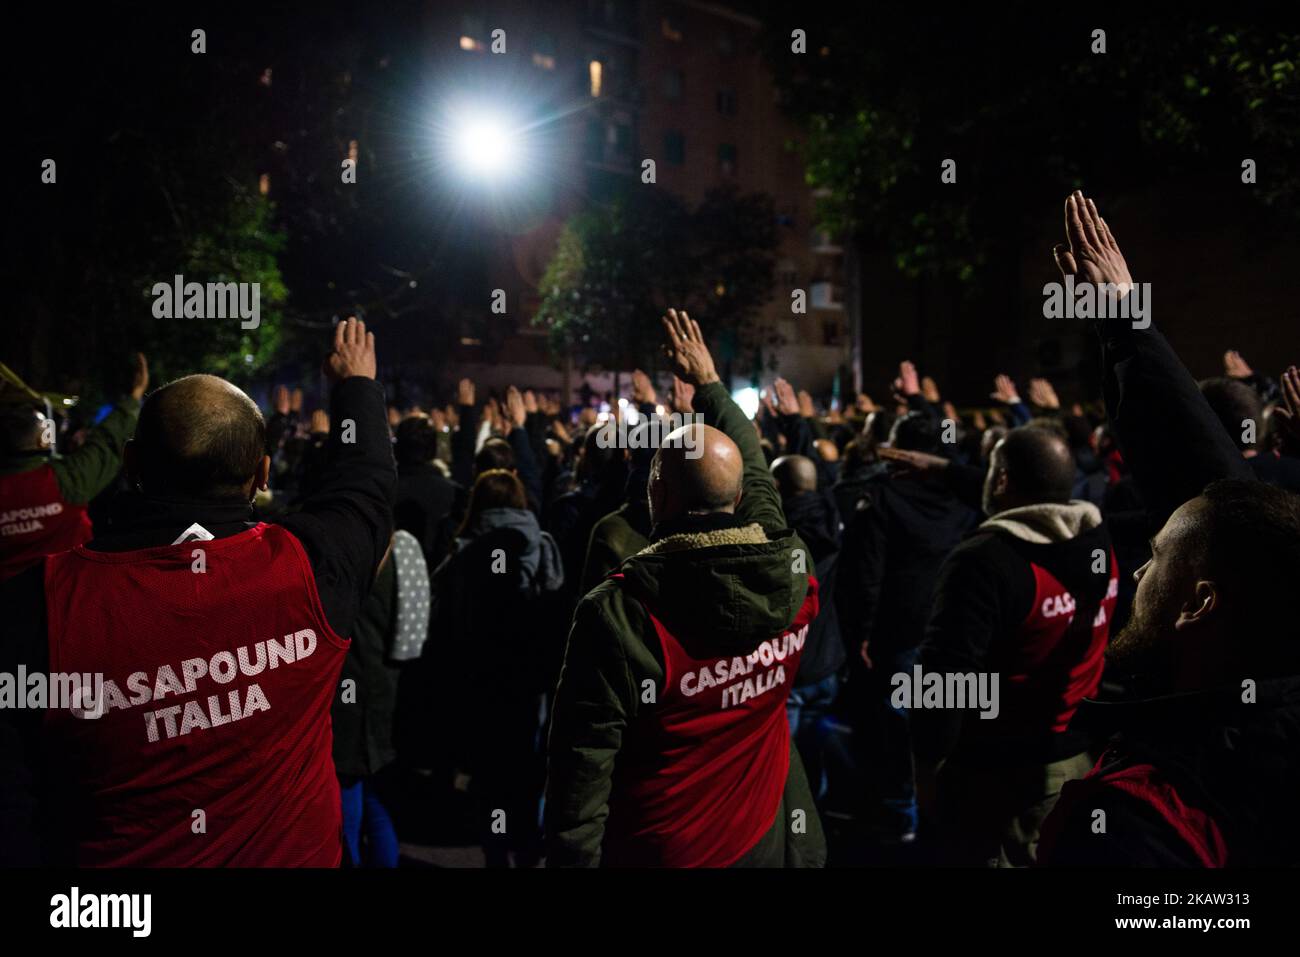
[771,454,817,499]
[0,405,44,455]
[1197,479,1300,671]
[133,375,265,498]
[996,426,1076,506]
[459,468,527,537]
[394,415,439,467]
[1200,377,1263,451]
[890,411,940,454]
[474,437,516,475]
[649,424,743,526]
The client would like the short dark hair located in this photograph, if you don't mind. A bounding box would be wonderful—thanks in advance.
[1196,479,1300,671]
[134,378,266,497]
[998,426,1075,504]
[1199,377,1263,451]
[394,415,439,467]
[474,437,515,475]
[890,411,941,454]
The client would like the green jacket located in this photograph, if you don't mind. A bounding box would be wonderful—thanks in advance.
[580,502,650,596]
[545,382,826,867]
[0,400,139,504]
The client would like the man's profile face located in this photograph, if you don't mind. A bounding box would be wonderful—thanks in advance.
[1108,497,1207,674]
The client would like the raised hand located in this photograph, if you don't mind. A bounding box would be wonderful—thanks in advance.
[457,378,476,408]
[1224,350,1254,379]
[990,374,1020,405]
[273,384,290,415]
[309,409,330,434]
[897,360,921,397]
[505,386,527,431]
[324,317,377,381]
[631,369,657,406]
[1028,377,1060,410]
[523,389,539,414]
[290,388,304,413]
[1054,191,1133,296]
[921,376,941,404]
[661,308,720,387]
[797,390,816,419]
[1273,365,1300,447]
[773,378,800,416]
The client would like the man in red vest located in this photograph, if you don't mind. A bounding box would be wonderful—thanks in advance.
[545,309,826,867]
[0,353,148,582]
[0,318,394,866]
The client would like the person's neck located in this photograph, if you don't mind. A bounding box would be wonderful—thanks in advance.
[650,509,742,542]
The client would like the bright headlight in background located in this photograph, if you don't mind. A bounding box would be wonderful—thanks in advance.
[450,115,517,178]
[732,387,761,420]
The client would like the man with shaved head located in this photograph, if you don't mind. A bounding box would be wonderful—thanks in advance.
[546,309,826,867]
[0,318,394,866]
[911,421,1120,866]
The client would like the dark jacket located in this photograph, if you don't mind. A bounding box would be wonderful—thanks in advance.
[580,498,651,596]
[1039,677,1300,866]
[837,473,977,660]
[914,501,1115,767]
[545,381,826,868]
[394,461,458,565]
[332,556,401,778]
[0,376,395,866]
[782,488,846,687]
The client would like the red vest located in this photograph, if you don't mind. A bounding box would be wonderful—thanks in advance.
[43,523,349,867]
[987,556,1119,738]
[603,576,819,867]
[1039,754,1229,866]
[0,464,92,582]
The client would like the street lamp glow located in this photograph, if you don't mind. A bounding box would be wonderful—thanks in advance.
[450,115,517,179]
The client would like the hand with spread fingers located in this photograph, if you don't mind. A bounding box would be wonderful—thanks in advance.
[661,308,720,387]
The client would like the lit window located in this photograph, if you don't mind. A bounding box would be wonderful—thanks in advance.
[258,173,270,196]
[589,60,603,97]
[459,36,482,51]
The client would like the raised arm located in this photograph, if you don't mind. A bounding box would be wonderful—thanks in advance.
[1054,191,1251,527]
[661,308,786,534]
[279,318,396,637]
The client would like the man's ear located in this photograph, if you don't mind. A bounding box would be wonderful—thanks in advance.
[256,454,271,492]
[1173,580,1218,631]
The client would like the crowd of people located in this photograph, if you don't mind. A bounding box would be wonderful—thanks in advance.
[2,191,1298,868]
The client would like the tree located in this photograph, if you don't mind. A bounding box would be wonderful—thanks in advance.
[534,185,778,381]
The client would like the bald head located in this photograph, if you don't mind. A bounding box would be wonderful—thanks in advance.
[771,454,817,499]
[130,375,267,498]
[649,424,743,526]
[983,425,1076,515]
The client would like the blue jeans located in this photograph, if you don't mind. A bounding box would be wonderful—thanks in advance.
[339,775,399,868]
[787,673,840,802]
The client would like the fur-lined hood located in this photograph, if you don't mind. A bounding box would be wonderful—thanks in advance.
[980,500,1102,545]
[616,522,810,653]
